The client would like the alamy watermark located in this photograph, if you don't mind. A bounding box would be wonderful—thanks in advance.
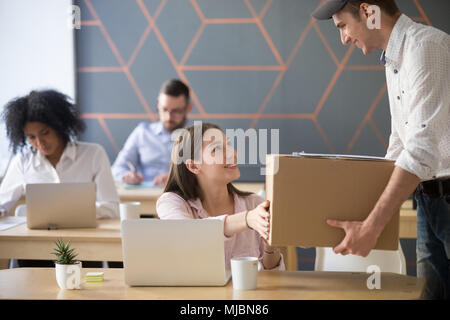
[171,121,280,176]
[366,5,381,30]
[68,5,81,30]
[366,265,381,290]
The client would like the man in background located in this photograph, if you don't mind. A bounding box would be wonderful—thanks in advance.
[112,79,192,186]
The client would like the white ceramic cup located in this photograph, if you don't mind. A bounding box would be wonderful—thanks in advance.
[119,202,141,221]
[55,262,82,290]
[230,257,260,290]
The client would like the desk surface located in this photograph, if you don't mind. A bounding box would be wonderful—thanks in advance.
[0,197,417,264]
[117,182,265,200]
[0,218,120,242]
[0,268,425,300]
[0,219,122,261]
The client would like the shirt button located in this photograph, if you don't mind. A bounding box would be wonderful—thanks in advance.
[394,69,398,74]
[397,96,401,100]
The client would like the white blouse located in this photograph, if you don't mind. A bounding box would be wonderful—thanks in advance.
[0,141,119,218]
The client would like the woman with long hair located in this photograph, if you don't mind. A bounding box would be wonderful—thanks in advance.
[157,122,284,270]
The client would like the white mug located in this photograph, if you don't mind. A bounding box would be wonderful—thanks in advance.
[55,262,82,290]
[230,257,261,290]
[119,202,141,221]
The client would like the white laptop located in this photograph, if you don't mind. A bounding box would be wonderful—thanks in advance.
[121,219,231,286]
[26,182,97,229]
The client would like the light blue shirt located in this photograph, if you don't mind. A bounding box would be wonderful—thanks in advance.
[112,121,187,183]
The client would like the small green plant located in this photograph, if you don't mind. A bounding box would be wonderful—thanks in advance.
[51,239,79,265]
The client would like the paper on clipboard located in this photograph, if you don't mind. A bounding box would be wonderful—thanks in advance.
[291,152,387,161]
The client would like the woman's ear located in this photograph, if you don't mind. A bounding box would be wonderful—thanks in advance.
[185,159,200,175]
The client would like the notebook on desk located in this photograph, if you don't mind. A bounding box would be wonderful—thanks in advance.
[122,181,159,190]
[121,219,231,286]
[26,182,97,230]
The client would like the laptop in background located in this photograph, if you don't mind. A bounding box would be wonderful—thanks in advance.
[26,182,97,229]
[121,219,231,286]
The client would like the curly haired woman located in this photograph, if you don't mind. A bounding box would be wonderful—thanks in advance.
[0,89,119,219]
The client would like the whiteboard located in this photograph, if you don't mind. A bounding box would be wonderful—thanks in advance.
[0,0,75,176]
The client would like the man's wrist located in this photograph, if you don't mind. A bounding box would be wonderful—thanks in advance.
[363,209,389,239]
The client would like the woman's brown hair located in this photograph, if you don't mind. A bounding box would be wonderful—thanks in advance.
[163,122,253,201]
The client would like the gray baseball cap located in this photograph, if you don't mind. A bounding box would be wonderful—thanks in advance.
[312,0,361,20]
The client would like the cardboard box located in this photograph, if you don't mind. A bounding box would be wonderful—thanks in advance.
[266,154,399,250]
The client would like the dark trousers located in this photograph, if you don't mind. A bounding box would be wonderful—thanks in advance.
[416,192,450,300]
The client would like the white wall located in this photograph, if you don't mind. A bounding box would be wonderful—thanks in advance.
[0,0,75,176]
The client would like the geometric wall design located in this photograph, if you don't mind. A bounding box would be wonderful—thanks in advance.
[75,0,450,181]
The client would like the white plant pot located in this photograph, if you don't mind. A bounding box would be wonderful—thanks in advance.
[55,262,82,290]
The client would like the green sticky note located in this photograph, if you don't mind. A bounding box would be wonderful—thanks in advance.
[86,272,104,277]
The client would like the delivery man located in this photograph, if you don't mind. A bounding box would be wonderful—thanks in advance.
[312,0,450,299]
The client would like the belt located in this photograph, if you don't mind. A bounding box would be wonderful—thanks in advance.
[419,178,450,198]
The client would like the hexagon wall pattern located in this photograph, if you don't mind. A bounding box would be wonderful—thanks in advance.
[75,0,450,181]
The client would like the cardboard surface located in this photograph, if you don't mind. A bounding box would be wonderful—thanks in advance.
[266,154,399,250]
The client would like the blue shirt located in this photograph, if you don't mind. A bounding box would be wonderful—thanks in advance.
[112,121,187,183]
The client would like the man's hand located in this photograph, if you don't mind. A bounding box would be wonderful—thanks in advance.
[326,166,420,257]
[153,173,169,186]
[326,219,381,257]
[123,171,144,185]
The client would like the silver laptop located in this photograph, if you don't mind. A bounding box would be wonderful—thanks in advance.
[121,219,231,286]
[26,182,97,229]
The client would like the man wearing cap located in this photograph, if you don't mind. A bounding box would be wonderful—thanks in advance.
[312,0,450,299]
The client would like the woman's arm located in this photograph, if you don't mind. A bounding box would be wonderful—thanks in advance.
[0,155,25,214]
[225,198,284,270]
[223,200,271,239]
[93,145,120,219]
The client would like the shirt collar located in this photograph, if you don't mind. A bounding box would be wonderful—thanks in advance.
[154,121,164,135]
[63,141,77,161]
[380,50,386,66]
[383,14,412,67]
[155,119,193,136]
[32,141,77,168]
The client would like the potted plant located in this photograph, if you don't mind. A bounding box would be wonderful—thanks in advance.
[52,239,82,290]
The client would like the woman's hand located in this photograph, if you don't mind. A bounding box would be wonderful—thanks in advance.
[247,200,271,240]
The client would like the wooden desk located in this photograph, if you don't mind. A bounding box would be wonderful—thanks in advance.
[0,195,416,272]
[0,218,122,262]
[0,218,297,271]
[0,268,424,300]
[118,182,265,214]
